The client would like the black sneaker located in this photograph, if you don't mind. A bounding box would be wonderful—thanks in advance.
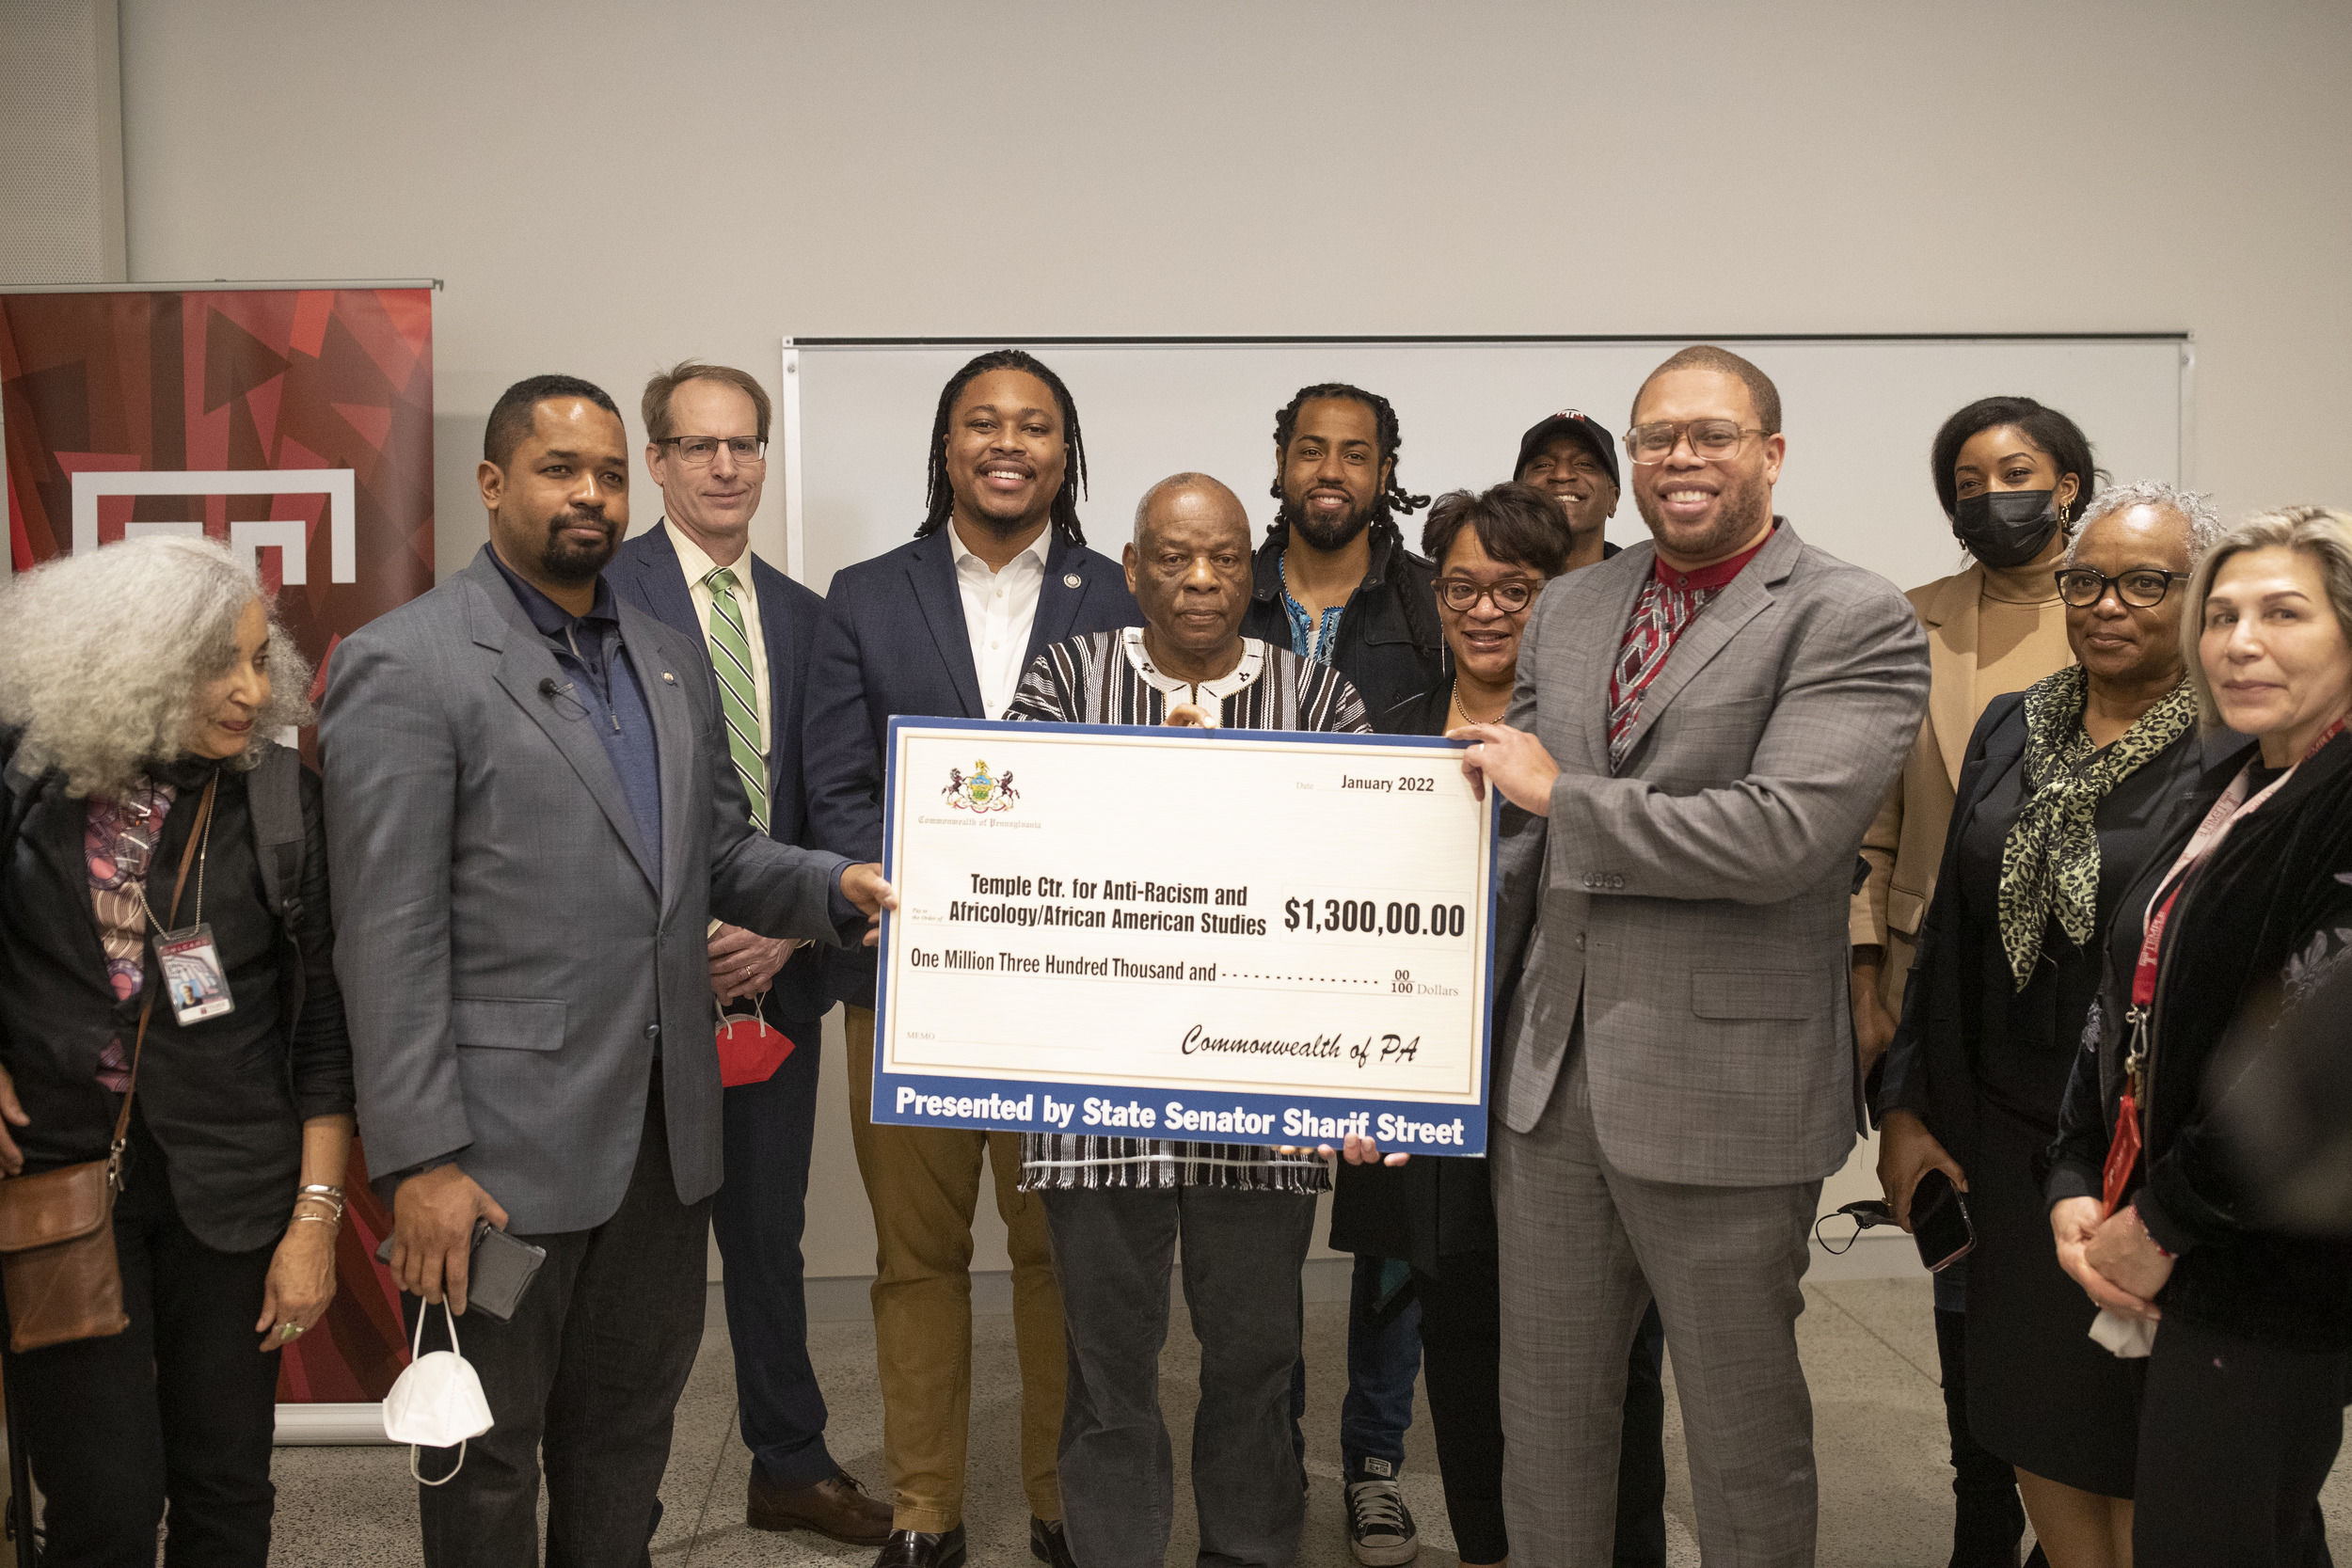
[1345,1478,1419,1566]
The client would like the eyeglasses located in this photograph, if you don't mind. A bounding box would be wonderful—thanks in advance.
[656,436,767,467]
[2054,567,2188,609]
[1436,578,1536,614]
[1624,420,1766,465]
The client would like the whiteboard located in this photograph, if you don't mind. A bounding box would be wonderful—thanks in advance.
[783,337,2189,599]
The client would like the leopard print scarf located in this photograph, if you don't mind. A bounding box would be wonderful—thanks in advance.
[1996,665,2198,990]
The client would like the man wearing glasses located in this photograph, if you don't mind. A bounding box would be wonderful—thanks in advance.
[1449,345,1928,1564]
[612,363,892,1547]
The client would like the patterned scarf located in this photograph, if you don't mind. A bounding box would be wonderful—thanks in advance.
[1996,665,2199,990]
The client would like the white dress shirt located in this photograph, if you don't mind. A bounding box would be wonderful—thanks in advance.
[663,517,772,755]
[948,524,1051,720]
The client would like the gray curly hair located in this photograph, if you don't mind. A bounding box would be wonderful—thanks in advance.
[0,535,313,797]
[2065,481,2225,565]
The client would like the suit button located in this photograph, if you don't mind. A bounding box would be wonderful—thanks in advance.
[1576,932,1587,951]
[644,1023,660,1041]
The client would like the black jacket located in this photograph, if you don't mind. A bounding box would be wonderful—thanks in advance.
[1327,681,1497,1275]
[1241,518,1447,720]
[1877,692,2229,1169]
[0,738,353,1253]
[2048,729,2352,1350]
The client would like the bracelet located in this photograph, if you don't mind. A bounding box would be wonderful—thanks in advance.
[297,1182,345,1202]
[293,1192,344,1222]
[292,1212,341,1227]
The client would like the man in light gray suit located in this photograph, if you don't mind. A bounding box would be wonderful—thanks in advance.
[321,374,892,1568]
[1454,346,1929,1566]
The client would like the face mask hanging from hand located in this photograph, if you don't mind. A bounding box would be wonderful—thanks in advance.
[382,1301,494,1483]
[1952,488,2064,569]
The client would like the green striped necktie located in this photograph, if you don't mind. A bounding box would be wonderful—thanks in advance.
[703,566,771,835]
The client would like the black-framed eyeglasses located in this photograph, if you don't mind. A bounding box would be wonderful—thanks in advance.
[2054,567,2188,609]
[1624,420,1766,465]
[656,436,767,467]
[1436,578,1536,614]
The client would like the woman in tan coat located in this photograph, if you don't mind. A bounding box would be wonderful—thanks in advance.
[1850,393,2099,1568]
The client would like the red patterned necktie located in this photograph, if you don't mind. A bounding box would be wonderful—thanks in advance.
[1606,578,1717,770]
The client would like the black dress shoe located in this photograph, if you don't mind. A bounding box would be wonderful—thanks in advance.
[1031,1516,1079,1568]
[748,1467,893,1545]
[874,1523,967,1568]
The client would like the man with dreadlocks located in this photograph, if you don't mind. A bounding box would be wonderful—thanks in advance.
[1242,383,1446,1565]
[1244,384,1447,720]
[804,349,1138,1568]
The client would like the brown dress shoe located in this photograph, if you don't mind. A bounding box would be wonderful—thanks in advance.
[874,1524,967,1567]
[746,1468,894,1546]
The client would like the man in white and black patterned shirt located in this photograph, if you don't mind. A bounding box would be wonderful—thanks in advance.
[1004,472,1370,1568]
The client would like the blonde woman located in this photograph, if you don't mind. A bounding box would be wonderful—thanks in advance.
[2050,506,2352,1568]
[0,536,352,1568]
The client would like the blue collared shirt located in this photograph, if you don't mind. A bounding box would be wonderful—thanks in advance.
[487,548,663,887]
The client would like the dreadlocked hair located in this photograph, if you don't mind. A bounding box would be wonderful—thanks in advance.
[918,349,1089,546]
[1268,383,1431,527]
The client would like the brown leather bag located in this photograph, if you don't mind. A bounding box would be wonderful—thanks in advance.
[0,775,215,1353]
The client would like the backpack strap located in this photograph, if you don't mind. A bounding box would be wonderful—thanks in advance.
[246,742,305,923]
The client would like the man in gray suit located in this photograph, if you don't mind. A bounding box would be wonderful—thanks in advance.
[1454,346,1929,1566]
[321,374,891,1568]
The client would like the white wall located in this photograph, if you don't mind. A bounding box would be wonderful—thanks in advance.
[113,0,2352,1275]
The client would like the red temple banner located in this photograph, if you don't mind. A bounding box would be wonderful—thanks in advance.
[1,284,434,1405]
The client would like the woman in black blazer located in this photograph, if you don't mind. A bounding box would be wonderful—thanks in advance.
[0,536,352,1568]
[1876,484,2225,1568]
[1333,483,1664,1568]
[2049,506,2352,1568]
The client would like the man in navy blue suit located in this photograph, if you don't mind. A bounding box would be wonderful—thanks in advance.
[803,350,1140,1568]
[610,362,892,1549]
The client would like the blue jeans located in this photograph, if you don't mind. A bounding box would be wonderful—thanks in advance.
[1342,1254,1423,1482]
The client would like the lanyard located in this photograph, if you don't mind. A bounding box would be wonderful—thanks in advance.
[2104,719,2345,1214]
[2131,718,2344,1009]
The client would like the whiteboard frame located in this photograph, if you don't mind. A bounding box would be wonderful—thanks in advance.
[778,332,2196,593]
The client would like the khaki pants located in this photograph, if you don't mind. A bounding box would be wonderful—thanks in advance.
[845,1005,1066,1532]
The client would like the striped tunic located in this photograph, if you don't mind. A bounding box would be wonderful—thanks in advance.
[1009,627,1372,1193]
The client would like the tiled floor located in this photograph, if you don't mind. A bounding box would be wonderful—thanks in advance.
[245,1276,2352,1563]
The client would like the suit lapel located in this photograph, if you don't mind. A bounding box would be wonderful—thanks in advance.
[629,526,706,651]
[752,562,801,803]
[909,533,985,718]
[1610,528,1794,764]
[466,562,659,892]
[619,597,698,916]
[1027,533,1090,663]
[1920,566,1982,793]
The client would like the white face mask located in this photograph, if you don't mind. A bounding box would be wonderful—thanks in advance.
[382,1302,494,1483]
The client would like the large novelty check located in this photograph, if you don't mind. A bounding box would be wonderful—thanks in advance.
[872,718,1499,1154]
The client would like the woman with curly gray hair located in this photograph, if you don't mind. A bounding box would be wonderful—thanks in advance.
[1877,483,2227,1568]
[0,534,353,1567]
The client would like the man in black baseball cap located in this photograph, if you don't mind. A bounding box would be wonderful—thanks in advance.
[1513,408,1621,572]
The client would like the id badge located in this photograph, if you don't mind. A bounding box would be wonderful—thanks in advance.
[155,924,235,1025]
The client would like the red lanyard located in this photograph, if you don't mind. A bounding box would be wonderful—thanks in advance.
[2103,719,2345,1213]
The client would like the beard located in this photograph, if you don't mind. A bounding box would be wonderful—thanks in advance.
[538,509,618,584]
[1278,488,1379,552]
[1632,464,1772,562]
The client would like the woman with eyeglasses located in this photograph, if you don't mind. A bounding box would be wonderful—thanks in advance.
[1877,484,2229,1568]
[1851,394,2101,1567]
[0,536,353,1568]
[2046,505,2352,1568]
[1331,482,1665,1568]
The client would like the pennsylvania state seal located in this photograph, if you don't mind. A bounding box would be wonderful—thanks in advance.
[942,758,1018,813]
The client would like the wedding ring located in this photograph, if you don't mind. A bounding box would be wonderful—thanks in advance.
[280,1322,304,1340]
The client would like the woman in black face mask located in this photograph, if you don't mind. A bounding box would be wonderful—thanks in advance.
[1850,393,2099,1568]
